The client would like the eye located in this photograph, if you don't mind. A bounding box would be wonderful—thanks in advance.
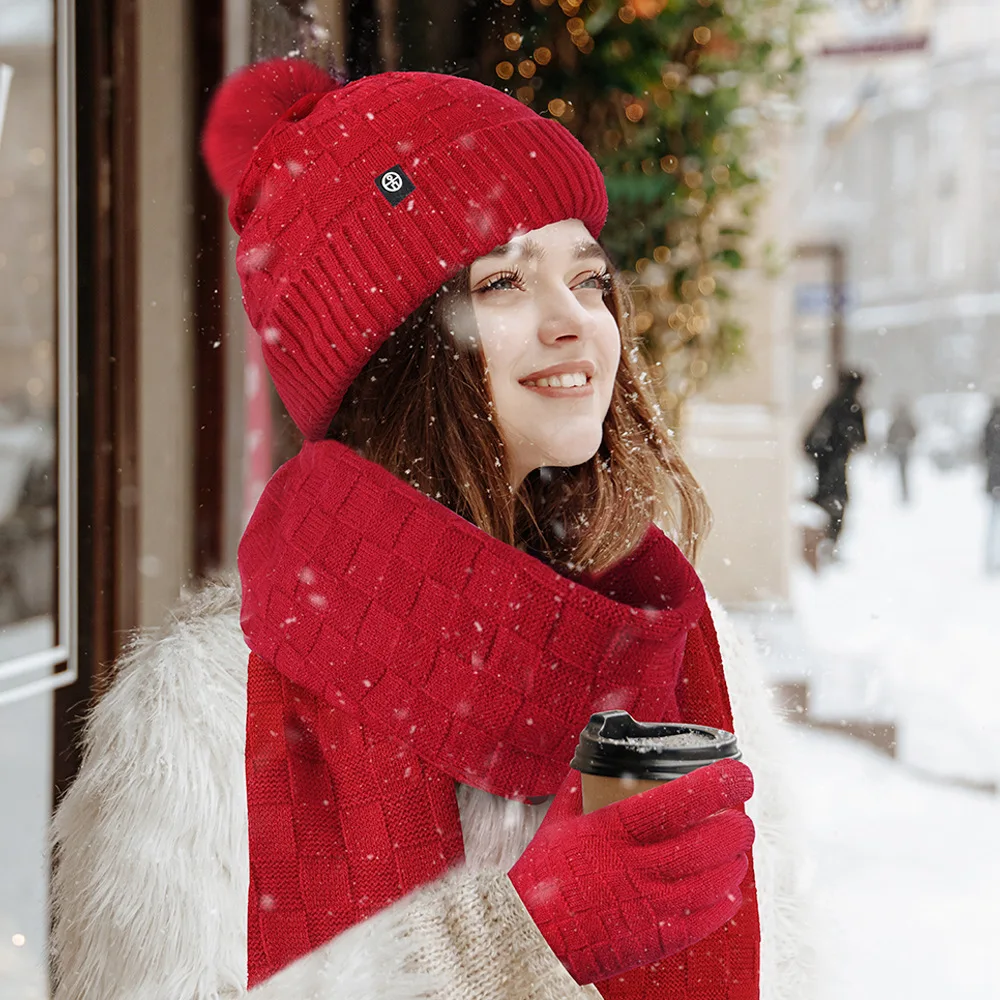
[575,269,614,294]
[474,268,525,293]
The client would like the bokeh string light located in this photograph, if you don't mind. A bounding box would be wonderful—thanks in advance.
[489,0,809,422]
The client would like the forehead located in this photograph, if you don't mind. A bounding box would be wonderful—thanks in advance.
[475,219,607,265]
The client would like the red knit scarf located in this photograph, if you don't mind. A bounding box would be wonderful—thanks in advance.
[239,440,759,996]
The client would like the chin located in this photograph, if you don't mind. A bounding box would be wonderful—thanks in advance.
[540,432,604,471]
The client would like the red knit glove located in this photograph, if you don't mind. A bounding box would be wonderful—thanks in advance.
[507,759,754,986]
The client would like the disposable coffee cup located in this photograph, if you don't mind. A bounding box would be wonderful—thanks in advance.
[570,710,742,815]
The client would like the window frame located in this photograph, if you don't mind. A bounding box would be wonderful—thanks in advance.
[0,0,77,708]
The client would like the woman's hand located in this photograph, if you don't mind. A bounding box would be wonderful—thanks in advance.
[507,759,754,986]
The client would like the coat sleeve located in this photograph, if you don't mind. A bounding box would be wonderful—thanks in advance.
[50,578,598,1000]
[706,597,818,1000]
[246,867,602,1000]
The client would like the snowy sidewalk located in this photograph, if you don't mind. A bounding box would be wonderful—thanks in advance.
[786,725,999,997]
[736,453,999,997]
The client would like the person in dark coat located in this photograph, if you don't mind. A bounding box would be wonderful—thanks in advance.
[983,400,1000,574]
[803,369,867,545]
[886,400,918,504]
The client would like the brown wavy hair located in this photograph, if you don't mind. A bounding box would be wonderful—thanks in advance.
[327,264,710,573]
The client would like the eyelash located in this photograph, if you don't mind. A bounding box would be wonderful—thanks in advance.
[475,268,614,295]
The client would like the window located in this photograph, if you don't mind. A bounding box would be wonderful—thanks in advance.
[0,0,74,708]
[0,1,75,992]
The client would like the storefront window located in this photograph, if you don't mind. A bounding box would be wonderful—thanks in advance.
[0,0,75,993]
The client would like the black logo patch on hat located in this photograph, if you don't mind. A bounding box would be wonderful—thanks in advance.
[375,165,415,206]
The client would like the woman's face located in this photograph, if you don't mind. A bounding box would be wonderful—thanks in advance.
[468,219,621,488]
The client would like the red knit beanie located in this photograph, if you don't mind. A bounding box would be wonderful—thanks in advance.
[201,59,609,440]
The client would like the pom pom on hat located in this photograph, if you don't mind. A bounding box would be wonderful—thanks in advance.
[201,58,339,197]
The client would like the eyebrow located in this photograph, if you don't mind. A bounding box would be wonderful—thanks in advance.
[478,238,609,264]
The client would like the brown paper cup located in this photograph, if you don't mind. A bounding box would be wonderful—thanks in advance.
[571,710,741,815]
[580,772,667,815]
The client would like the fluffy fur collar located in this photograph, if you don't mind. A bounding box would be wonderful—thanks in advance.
[51,576,814,999]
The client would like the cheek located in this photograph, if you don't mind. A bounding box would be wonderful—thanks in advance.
[596,315,622,393]
[597,311,622,355]
[473,310,525,381]
[476,325,522,429]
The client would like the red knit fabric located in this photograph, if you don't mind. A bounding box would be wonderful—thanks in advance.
[240,441,759,995]
[593,618,760,1000]
[202,60,608,440]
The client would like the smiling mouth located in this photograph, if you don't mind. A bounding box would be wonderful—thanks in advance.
[520,371,592,389]
[519,372,595,399]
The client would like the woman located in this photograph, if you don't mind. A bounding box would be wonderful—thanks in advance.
[51,60,811,999]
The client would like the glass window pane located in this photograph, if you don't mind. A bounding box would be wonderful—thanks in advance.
[0,3,57,998]
[0,2,57,656]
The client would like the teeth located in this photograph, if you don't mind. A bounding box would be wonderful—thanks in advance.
[527,372,588,388]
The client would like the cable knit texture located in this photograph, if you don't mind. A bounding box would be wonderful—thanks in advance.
[50,576,813,1000]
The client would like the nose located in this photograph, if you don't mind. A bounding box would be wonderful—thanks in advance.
[536,283,595,346]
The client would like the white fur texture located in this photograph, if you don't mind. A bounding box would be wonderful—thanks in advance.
[51,578,811,998]
[455,784,552,871]
[709,596,817,1000]
[51,577,251,999]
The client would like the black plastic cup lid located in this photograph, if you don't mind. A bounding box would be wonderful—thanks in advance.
[570,710,740,780]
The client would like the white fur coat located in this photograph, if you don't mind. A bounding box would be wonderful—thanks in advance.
[50,576,814,999]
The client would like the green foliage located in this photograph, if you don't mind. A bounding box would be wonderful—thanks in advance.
[487,0,814,416]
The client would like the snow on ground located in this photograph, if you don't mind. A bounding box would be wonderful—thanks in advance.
[749,452,1000,786]
[785,725,999,997]
[736,452,999,998]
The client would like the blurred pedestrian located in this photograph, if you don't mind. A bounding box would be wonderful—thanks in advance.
[804,369,867,546]
[886,399,918,504]
[983,399,1000,574]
